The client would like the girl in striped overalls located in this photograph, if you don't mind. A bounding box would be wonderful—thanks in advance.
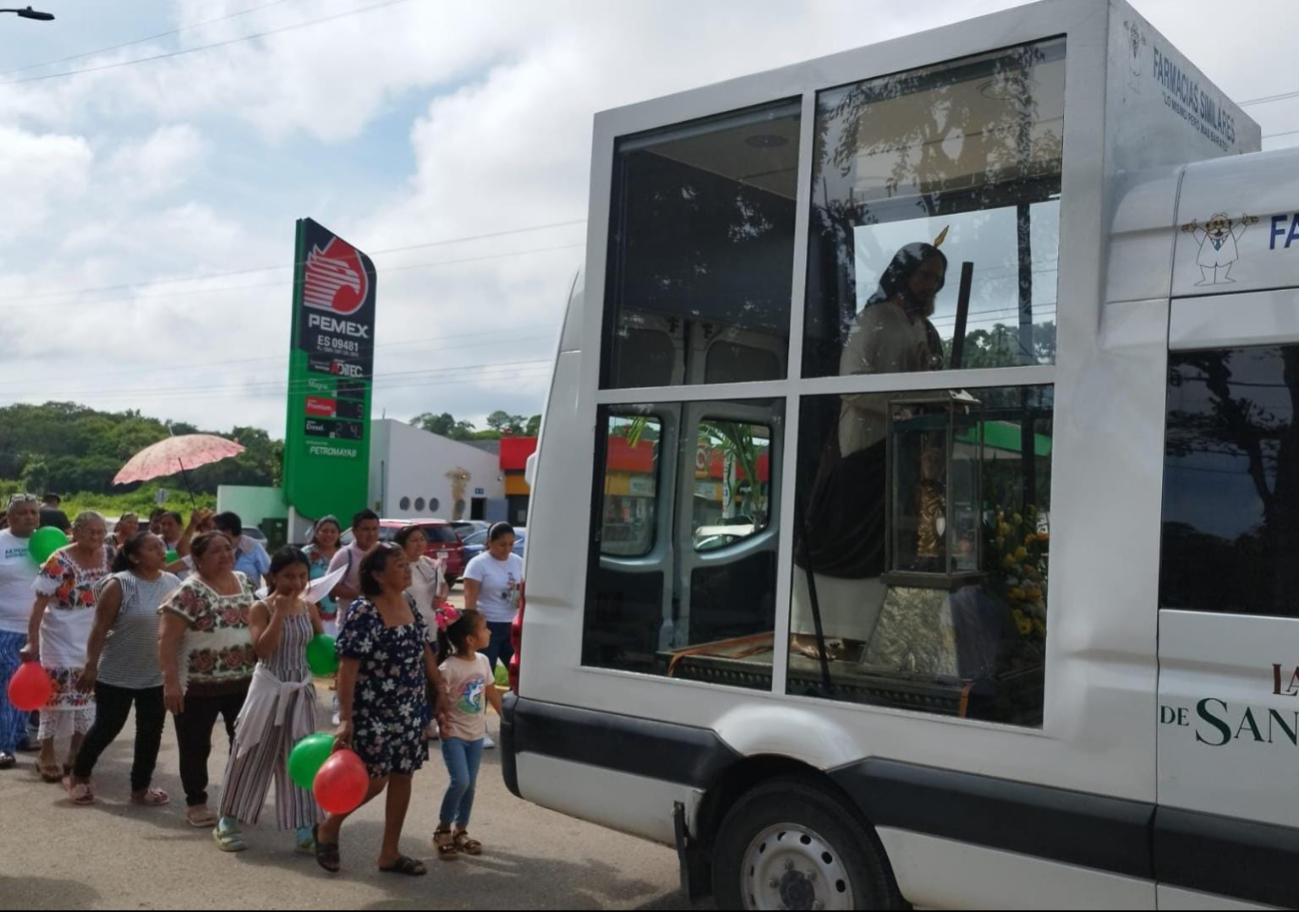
[213,547,324,853]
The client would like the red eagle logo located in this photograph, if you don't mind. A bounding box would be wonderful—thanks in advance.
[303,237,368,315]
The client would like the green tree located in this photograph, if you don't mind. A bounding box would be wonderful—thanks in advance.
[486,411,526,435]
[412,412,477,441]
[19,457,48,495]
[525,414,542,437]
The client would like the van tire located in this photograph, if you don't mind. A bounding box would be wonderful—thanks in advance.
[711,776,903,911]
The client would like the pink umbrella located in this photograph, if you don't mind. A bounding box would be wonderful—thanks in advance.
[114,434,246,502]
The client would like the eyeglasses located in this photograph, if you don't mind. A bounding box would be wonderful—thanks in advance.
[6,494,38,508]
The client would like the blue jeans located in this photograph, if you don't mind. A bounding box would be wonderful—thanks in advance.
[439,737,484,828]
[484,621,513,676]
[0,631,28,755]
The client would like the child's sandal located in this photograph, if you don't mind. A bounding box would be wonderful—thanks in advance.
[433,826,459,861]
[453,830,482,856]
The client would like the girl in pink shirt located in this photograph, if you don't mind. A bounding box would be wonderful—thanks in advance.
[433,607,501,860]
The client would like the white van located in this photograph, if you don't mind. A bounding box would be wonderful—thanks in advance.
[502,2,1299,908]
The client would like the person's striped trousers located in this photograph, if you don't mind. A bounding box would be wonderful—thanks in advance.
[218,683,322,830]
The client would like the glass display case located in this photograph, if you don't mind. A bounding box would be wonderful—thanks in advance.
[885,391,984,589]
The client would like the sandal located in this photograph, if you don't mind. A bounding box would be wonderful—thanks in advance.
[131,788,170,807]
[37,758,62,783]
[314,826,341,874]
[379,855,427,877]
[186,806,218,829]
[433,826,459,861]
[453,830,483,856]
[212,820,248,853]
[62,776,95,806]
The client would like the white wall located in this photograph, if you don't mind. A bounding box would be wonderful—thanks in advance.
[368,419,503,520]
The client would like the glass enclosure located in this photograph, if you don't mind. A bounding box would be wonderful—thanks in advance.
[601,100,802,390]
[585,401,783,689]
[587,38,1064,729]
[803,39,1065,378]
[791,385,1052,726]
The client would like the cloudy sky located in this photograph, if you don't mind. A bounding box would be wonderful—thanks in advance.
[0,0,1296,436]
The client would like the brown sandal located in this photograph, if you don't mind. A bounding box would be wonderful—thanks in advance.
[453,830,482,856]
[37,758,62,783]
[433,826,459,861]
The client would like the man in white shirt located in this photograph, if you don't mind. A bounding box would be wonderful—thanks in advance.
[0,494,41,770]
[328,509,382,628]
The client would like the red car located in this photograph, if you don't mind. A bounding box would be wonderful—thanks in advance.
[343,519,467,585]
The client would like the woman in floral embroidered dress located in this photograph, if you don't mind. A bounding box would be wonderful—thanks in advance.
[22,511,110,783]
[159,532,257,830]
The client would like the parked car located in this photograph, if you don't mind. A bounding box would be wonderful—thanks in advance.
[341,518,467,585]
[461,528,490,564]
[692,524,755,552]
[461,526,527,567]
[450,520,490,541]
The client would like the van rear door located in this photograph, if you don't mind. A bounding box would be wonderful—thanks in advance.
[1156,288,1299,910]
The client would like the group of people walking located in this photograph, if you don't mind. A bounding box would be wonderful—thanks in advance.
[0,494,524,875]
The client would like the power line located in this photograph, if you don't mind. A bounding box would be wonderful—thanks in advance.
[1239,89,1299,108]
[1263,127,1299,141]
[0,242,586,312]
[0,219,586,306]
[10,357,556,403]
[16,366,557,408]
[0,0,304,77]
[0,326,559,391]
[1,0,415,87]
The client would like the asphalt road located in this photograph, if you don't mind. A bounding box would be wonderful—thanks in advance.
[0,591,702,910]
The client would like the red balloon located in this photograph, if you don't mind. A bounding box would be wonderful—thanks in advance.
[7,663,53,713]
[313,750,370,815]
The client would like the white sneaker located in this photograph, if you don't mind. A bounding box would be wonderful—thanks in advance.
[483,735,496,750]
[331,711,340,726]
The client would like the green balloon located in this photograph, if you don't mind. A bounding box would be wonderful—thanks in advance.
[306,634,339,677]
[288,733,336,791]
[165,550,180,564]
[29,527,68,565]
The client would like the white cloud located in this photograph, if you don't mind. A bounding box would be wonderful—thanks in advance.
[106,123,209,197]
[0,125,92,241]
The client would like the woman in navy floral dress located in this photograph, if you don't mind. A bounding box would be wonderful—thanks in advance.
[316,543,449,877]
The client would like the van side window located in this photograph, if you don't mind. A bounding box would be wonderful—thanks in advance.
[693,421,772,553]
[584,401,783,689]
[802,38,1065,380]
[599,415,662,558]
[601,101,801,390]
[1162,346,1299,618]
[786,385,1053,728]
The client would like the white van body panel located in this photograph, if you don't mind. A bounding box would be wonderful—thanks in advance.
[1157,886,1277,911]
[516,753,688,845]
[1170,287,1299,351]
[877,829,1157,910]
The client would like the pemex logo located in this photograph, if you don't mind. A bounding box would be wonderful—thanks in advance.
[303,237,368,316]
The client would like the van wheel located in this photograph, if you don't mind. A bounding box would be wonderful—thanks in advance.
[712,776,903,911]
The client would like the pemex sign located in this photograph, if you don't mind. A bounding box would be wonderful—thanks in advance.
[283,218,377,522]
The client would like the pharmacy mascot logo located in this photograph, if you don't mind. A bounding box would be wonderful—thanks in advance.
[1181,212,1259,286]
